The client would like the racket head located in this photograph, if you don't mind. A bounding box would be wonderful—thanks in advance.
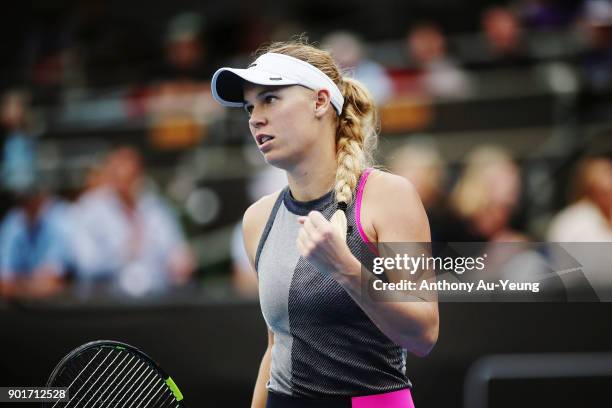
[43,340,186,408]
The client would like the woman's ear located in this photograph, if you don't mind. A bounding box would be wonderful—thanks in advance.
[314,89,332,118]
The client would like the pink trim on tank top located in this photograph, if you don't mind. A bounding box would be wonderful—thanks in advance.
[351,388,415,408]
[355,167,379,256]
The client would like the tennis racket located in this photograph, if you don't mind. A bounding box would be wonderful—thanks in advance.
[43,340,186,408]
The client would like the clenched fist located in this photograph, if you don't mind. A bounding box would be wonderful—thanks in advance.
[297,210,357,277]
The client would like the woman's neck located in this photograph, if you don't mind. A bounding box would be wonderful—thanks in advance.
[286,150,337,202]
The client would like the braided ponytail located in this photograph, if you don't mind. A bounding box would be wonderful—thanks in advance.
[331,77,378,239]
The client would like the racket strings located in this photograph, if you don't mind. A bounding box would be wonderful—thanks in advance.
[115,364,156,408]
[75,352,132,408]
[62,348,117,407]
[146,381,180,408]
[74,349,126,407]
[129,378,178,408]
[150,392,180,408]
[132,377,166,408]
[86,352,177,407]
[61,358,99,396]
[81,351,150,407]
[51,349,102,408]
[89,354,137,405]
[50,348,105,408]
[107,365,178,408]
[112,359,157,406]
[103,357,150,406]
[126,369,164,408]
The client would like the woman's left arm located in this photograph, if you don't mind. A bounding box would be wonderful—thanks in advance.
[297,172,439,357]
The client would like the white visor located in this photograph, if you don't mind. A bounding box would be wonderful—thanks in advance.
[211,52,344,115]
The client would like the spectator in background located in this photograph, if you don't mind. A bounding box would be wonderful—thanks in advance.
[1,90,37,195]
[446,145,526,242]
[154,12,212,82]
[546,156,612,301]
[406,22,473,99]
[71,146,195,297]
[0,187,71,299]
[548,156,612,241]
[577,0,612,95]
[476,6,533,69]
[387,139,447,241]
[147,12,222,149]
[0,90,71,299]
[322,31,393,104]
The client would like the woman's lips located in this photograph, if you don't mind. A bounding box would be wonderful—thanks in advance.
[259,138,274,152]
[256,134,274,145]
[256,134,275,152]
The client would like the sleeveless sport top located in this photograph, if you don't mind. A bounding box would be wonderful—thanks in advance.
[255,168,412,398]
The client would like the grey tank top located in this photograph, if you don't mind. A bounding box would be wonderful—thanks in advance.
[255,169,411,398]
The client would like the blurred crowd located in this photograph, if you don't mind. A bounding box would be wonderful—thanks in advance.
[0,142,195,300]
[1,0,612,300]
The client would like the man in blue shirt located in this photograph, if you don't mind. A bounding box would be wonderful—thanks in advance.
[0,190,70,299]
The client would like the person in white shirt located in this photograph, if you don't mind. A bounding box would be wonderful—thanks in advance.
[547,156,612,300]
[71,146,195,297]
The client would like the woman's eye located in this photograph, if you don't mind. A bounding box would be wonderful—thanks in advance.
[264,95,277,103]
[244,105,253,116]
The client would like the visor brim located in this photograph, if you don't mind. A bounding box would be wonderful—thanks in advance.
[211,67,299,108]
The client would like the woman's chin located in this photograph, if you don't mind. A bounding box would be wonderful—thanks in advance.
[263,152,289,169]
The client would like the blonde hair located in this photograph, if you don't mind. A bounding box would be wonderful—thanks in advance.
[451,145,519,219]
[570,157,612,203]
[255,38,378,238]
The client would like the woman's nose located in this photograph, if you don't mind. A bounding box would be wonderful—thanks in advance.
[249,106,267,129]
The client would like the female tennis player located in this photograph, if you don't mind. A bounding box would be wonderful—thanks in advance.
[212,40,438,408]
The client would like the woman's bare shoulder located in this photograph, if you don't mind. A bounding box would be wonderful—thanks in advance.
[366,169,417,197]
[362,169,430,242]
[244,189,283,224]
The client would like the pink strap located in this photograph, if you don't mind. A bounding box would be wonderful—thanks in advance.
[355,167,379,255]
[351,388,415,408]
